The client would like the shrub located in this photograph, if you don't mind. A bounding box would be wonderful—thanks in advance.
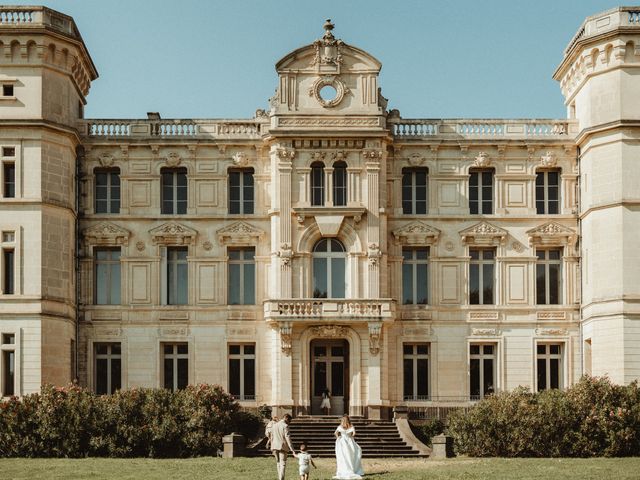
[448,376,640,457]
[411,418,445,447]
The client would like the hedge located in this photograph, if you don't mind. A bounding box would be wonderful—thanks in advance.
[447,376,640,457]
[0,384,262,458]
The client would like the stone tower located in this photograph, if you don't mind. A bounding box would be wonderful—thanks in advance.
[554,8,640,383]
[0,7,97,394]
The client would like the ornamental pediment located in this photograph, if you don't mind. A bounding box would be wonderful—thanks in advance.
[83,221,130,246]
[149,222,197,245]
[392,221,440,245]
[526,222,576,246]
[217,221,265,245]
[459,222,508,246]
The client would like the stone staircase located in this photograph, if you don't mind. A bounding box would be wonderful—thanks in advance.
[253,416,427,458]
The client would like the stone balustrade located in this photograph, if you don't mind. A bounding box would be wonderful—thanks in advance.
[80,119,266,139]
[389,118,577,139]
[564,6,640,55]
[264,298,395,321]
[0,6,80,39]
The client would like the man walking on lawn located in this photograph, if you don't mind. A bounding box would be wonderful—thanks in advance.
[271,413,296,480]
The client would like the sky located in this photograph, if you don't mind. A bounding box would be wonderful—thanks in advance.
[11,0,623,119]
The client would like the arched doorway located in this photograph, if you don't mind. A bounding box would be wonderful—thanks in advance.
[310,339,349,415]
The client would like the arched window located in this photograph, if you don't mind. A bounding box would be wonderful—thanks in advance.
[312,239,346,298]
[311,161,325,206]
[333,161,347,206]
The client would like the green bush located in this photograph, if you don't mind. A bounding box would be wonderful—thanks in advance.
[0,384,256,458]
[448,376,640,457]
[411,418,445,447]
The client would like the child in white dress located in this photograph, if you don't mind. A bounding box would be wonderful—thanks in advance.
[294,443,317,480]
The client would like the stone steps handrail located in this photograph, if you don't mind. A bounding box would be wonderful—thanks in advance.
[81,119,265,138]
[389,118,576,139]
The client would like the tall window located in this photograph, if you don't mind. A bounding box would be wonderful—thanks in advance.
[163,343,188,391]
[403,344,429,401]
[470,344,496,400]
[95,343,121,395]
[402,168,428,214]
[2,249,14,295]
[1,333,15,396]
[161,168,187,214]
[312,239,346,298]
[228,247,255,305]
[536,170,560,214]
[469,169,493,214]
[94,248,121,305]
[166,247,188,305]
[311,162,325,206]
[228,344,255,401]
[536,249,561,305]
[402,248,429,305]
[95,168,120,214]
[3,162,15,198]
[333,161,347,206]
[229,168,254,214]
[469,249,494,305]
[537,343,562,391]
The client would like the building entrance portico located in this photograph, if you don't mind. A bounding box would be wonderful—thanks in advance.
[311,339,348,415]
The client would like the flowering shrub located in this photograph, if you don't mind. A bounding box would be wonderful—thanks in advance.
[0,384,262,458]
[447,376,640,457]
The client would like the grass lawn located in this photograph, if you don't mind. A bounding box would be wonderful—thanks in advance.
[1,456,639,480]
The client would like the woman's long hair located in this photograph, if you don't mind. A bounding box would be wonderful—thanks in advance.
[340,414,352,429]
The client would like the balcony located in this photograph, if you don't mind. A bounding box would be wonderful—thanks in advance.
[264,298,395,323]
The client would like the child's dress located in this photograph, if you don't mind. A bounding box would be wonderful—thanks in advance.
[298,451,313,475]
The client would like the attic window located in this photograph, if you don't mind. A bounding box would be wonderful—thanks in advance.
[2,84,14,97]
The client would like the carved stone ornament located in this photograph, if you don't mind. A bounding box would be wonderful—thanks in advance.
[459,221,508,246]
[232,151,249,167]
[202,240,213,251]
[471,328,499,336]
[165,151,181,167]
[149,222,197,245]
[311,325,348,338]
[526,222,576,247]
[362,149,383,160]
[331,150,348,161]
[217,221,265,245]
[535,328,568,336]
[407,153,425,166]
[310,19,344,67]
[539,151,557,168]
[277,242,294,266]
[280,322,293,356]
[98,153,114,167]
[136,241,146,252]
[309,75,349,108]
[275,147,296,160]
[83,221,130,246]
[369,323,382,356]
[511,241,525,253]
[392,221,440,246]
[473,151,491,168]
[310,151,325,162]
[444,241,455,252]
[367,243,382,266]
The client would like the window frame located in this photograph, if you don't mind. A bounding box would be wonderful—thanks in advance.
[94,168,121,214]
[535,249,562,305]
[228,343,256,401]
[332,161,348,207]
[94,342,122,395]
[402,167,428,215]
[402,247,429,305]
[227,247,256,305]
[535,170,561,215]
[161,167,188,215]
[312,239,346,299]
[469,343,497,400]
[310,161,325,206]
[469,169,494,215]
[0,331,19,397]
[402,343,430,401]
[536,342,563,391]
[166,247,188,305]
[228,168,255,215]
[162,343,189,392]
[93,247,121,305]
[469,248,495,305]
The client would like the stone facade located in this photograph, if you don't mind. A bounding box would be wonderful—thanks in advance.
[0,6,639,419]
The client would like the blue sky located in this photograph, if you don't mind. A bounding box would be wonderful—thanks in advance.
[12,0,621,119]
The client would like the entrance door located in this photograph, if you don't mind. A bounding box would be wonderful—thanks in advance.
[311,340,348,415]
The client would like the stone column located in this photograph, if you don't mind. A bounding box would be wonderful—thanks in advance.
[298,167,310,206]
[347,167,361,206]
[325,167,334,206]
[367,322,383,419]
[364,151,382,298]
[271,146,295,299]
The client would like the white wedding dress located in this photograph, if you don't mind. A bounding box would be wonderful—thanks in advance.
[333,425,364,480]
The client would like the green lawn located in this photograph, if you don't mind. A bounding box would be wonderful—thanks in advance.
[1,457,639,480]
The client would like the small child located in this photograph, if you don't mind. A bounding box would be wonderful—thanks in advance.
[293,443,316,480]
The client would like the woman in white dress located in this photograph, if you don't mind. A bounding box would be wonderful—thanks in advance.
[320,388,331,415]
[333,414,364,480]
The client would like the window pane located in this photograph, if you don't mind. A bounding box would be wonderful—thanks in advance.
[177,262,188,304]
[416,359,428,397]
[549,263,560,304]
[177,358,188,390]
[96,263,108,305]
[315,346,327,357]
[110,262,121,305]
[3,163,15,197]
[164,358,174,390]
[536,263,546,304]
[244,358,255,397]
[483,263,494,304]
[96,358,108,394]
[177,344,188,355]
[469,263,479,305]
[314,361,327,396]
[537,358,547,391]
[483,345,494,355]
[331,257,345,298]
[331,346,344,357]
[416,263,428,304]
[229,358,240,395]
[4,250,14,294]
[403,358,413,398]
[417,344,428,355]
[331,361,344,396]
[243,262,255,304]
[550,344,560,355]
[111,358,121,393]
[164,344,173,354]
[549,250,561,260]
[537,344,546,355]
[470,344,480,355]
[96,344,108,355]
[229,264,240,304]
[483,358,494,395]
[244,344,255,355]
[313,258,327,298]
[550,359,560,389]
[229,345,241,355]
[470,358,480,398]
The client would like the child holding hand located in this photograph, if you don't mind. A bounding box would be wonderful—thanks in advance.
[293,443,317,480]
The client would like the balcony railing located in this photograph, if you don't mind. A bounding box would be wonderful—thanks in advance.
[264,298,395,321]
[0,6,81,39]
[79,118,266,140]
[389,118,577,140]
